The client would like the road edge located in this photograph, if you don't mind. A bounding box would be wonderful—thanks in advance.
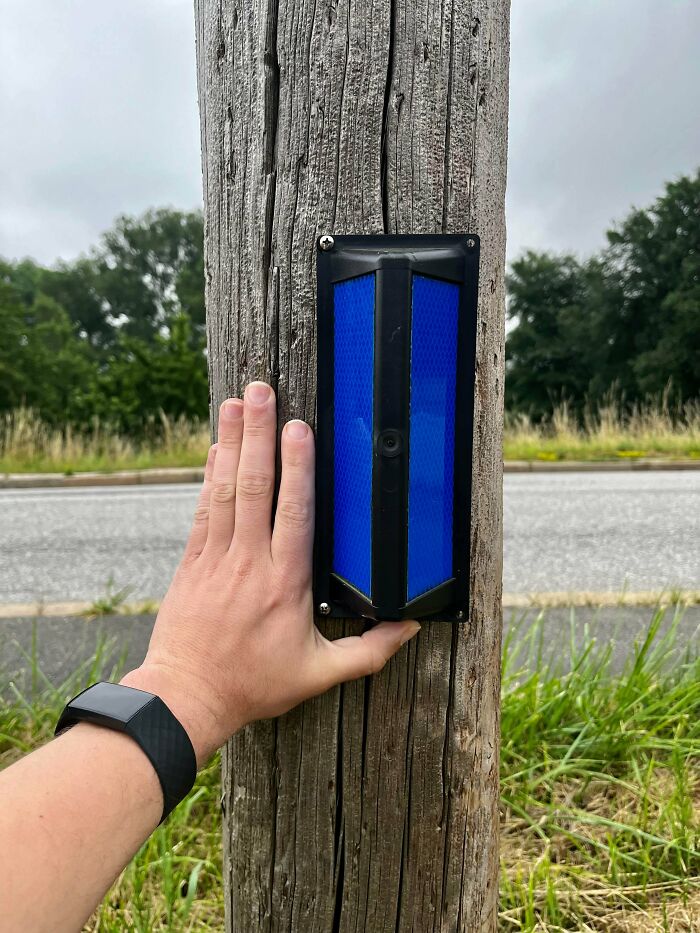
[0,467,206,489]
[2,458,699,489]
[2,591,699,620]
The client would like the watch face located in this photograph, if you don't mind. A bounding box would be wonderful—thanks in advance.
[72,682,154,721]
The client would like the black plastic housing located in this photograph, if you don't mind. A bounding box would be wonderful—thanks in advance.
[314,234,479,622]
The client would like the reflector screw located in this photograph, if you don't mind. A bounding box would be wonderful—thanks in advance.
[318,602,331,615]
[319,235,335,251]
[466,238,476,249]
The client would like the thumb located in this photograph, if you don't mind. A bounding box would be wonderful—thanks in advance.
[321,620,421,686]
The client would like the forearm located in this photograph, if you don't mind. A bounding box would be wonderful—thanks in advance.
[0,386,418,930]
[0,722,162,933]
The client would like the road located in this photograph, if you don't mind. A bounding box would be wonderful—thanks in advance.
[0,472,698,605]
[503,471,699,594]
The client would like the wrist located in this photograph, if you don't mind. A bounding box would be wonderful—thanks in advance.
[119,664,229,767]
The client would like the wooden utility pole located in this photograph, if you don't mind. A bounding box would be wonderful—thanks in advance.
[195,0,509,929]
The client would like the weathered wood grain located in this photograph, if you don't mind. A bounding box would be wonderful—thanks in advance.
[195,0,509,928]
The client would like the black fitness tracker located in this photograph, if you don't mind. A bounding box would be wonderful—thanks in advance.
[55,682,197,822]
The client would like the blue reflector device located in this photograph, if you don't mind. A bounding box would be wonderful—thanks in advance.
[315,234,479,622]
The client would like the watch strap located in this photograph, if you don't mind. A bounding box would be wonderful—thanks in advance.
[55,682,197,822]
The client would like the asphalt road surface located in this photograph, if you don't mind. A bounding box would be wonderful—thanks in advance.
[0,472,698,605]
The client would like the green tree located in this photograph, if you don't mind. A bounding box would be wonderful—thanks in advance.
[94,208,205,342]
[1,206,207,432]
[2,208,205,348]
[0,276,97,424]
[506,170,700,415]
[0,257,44,306]
[96,314,208,432]
[40,258,110,347]
[0,279,30,407]
[505,252,601,418]
[604,171,700,400]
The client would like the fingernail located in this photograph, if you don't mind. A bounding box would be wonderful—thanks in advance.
[221,399,243,421]
[286,419,309,439]
[246,382,271,404]
[400,621,421,645]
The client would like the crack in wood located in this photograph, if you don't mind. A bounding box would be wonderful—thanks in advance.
[441,0,456,232]
[380,0,397,233]
[262,0,281,396]
[332,682,345,930]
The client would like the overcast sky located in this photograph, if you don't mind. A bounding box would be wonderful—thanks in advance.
[1,0,698,266]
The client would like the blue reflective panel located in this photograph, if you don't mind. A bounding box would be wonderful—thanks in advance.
[333,273,375,596]
[407,274,459,601]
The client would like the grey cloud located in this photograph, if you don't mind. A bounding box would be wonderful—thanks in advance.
[507,0,700,259]
[1,0,698,265]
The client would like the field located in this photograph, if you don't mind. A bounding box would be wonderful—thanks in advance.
[1,399,700,474]
[1,608,698,931]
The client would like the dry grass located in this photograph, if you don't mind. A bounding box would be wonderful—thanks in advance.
[504,395,700,462]
[0,408,210,474]
[2,394,700,473]
[500,770,700,931]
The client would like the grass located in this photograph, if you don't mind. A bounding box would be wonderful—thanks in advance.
[504,396,700,463]
[0,408,210,474]
[500,606,700,930]
[0,629,223,931]
[1,607,698,930]
[85,577,136,617]
[2,396,700,474]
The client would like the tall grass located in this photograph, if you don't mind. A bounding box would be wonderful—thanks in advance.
[2,395,699,473]
[500,606,700,930]
[505,394,700,462]
[1,607,697,930]
[0,408,210,474]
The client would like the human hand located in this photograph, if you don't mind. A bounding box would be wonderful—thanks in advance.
[121,382,420,764]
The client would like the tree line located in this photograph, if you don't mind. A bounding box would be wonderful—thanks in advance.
[1,171,698,433]
[507,171,699,419]
[0,209,208,433]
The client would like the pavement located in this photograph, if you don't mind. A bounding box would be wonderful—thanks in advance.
[504,470,699,594]
[0,471,698,693]
[0,472,698,605]
[0,484,197,605]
